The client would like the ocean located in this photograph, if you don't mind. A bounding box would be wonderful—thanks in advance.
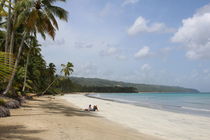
[88,92,210,117]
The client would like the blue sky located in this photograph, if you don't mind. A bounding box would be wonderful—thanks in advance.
[40,0,210,91]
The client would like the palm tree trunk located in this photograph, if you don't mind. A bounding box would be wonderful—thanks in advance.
[22,48,31,92]
[3,0,11,82]
[3,31,27,95]
[9,30,14,62]
[5,0,11,52]
[9,11,17,59]
[42,78,58,95]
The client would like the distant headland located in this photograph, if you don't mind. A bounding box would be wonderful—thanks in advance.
[69,77,200,93]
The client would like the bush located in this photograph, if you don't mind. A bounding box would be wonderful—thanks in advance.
[0,98,6,106]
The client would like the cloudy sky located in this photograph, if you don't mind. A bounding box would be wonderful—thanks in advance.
[40,0,210,92]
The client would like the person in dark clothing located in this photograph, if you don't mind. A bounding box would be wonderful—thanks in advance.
[93,105,99,111]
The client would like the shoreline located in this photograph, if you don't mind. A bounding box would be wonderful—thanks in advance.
[61,94,210,140]
[85,93,210,117]
[0,95,158,140]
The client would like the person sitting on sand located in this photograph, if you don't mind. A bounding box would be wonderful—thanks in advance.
[84,104,98,111]
[84,104,92,111]
[93,105,99,111]
[88,104,92,111]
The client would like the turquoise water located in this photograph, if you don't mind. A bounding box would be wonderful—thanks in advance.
[89,92,210,117]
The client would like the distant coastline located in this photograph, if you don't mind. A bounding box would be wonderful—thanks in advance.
[70,77,200,93]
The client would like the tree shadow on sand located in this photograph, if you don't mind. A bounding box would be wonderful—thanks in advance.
[41,101,100,117]
[0,125,44,140]
[14,98,99,118]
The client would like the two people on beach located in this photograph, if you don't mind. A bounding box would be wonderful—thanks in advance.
[85,104,98,112]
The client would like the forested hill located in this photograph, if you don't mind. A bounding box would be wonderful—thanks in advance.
[71,77,200,93]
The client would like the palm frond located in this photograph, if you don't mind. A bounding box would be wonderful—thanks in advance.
[0,51,15,81]
[15,8,30,29]
[47,5,68,21]
[42,0,66,5]
[0,7,7,16]
[45,9,58,29]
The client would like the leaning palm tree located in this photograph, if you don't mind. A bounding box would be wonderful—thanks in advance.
[42,61,74,95]
[3,0,68,95]
[41,63,57,95]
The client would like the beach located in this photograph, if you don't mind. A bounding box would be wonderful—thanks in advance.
[60,94,210,140]
[0,96,158,140]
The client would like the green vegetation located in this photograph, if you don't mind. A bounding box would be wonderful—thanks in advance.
[61,62,74,77]
[0,0,70,97]
[77,86,138,93]
[70,77,200,93]
[50,76,137,93]
[0,0,199,99]
[0,52,15,81]
[0,98,5,106]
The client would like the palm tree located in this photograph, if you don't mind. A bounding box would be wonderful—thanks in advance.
[41,63,57,95]
[48,63,56,78]
[42,61,74,95]
[22,37,41,92]
[3,0,68,95]
[60,62,74,77]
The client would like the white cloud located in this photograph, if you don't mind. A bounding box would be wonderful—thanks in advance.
[134,46,152,58]
[116,55,126,60]
[128,16,175,35]
[172,4,210,60]
[196,4,210,16]
[141,64,152,71]
[100,47,119,56]
[40,38,65,47]
[100,47,127,60]
[203,69,209,74]
[74,41,93,48]
[122,0,139,6]
[73,63,99,77]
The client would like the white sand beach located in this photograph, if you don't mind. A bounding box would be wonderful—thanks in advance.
[60,94,210,140]
[1,96,158,140]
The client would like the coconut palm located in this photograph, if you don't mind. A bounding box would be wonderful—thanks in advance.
[42,61,74,95]
[3,0,68,95]
[41,63,57,95]
[48,63,56,77]
[22,37,41,92]
[60,62,74,77]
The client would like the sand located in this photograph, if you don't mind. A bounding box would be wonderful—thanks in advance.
[0,96,159,140]
[60,94,210,140]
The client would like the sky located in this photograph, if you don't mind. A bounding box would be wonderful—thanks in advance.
[40,0,210,92]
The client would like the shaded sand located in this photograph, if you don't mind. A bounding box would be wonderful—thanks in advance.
[0,96,160,140]
[61,94,210,140]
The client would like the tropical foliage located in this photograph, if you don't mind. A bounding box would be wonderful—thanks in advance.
[61,62,74,77]
[0,51,14,81]
[0,0,73,96]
